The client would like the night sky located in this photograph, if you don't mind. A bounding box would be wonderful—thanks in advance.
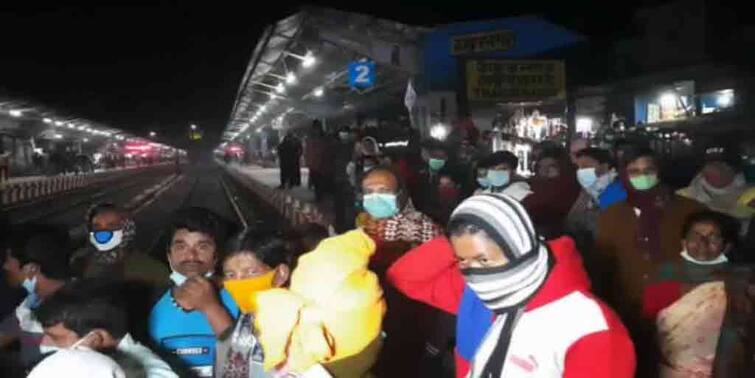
[0,1,697,146]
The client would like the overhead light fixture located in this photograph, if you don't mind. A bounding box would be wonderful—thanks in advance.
[9,110,22,117]
[43,118,53,124]
[286,50,316,68]
[313,87,324,97]
[83,138,89,143]
[275,83,285,93]
[286,72,297,84]
[54,134,63,139]
[302,51,316,68]
[78,126,87,131]
[55,121,64,126]
[68,123,76,129]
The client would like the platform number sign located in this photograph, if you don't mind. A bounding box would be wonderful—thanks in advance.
[348,61,376,89]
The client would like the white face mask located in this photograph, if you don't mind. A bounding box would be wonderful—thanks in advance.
[39,344,62,355]
[39,331,95,356]
[89,230,124,252]
[680,249,729,266]
[168,260,213,286]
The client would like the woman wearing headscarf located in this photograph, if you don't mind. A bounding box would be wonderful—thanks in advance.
[521,146,581,239]
[388,194,635,378]
[642,211,752,377]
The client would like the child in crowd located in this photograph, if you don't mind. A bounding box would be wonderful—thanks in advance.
[215,231,292,378]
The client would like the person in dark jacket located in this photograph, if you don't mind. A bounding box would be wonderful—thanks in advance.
[276,132,302,189]
[594,146,705,377]
[410,139,462,225]
[332,127,357,233]
[565,147,627,271]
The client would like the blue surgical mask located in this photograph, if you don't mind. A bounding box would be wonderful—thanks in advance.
[363,193,399,219]
[487,170,510,187]
[477,177,492,189]
[89,230,124,252]
[428,158,446,171]
[21,275,41,308]
[576,168,598,189]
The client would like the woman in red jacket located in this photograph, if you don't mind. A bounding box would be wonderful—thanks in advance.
[388,194,636,377]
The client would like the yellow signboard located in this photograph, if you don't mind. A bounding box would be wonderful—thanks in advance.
[451,30,515,55]
[466,60,566,102]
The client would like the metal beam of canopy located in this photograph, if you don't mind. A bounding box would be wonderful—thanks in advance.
[223,7,426,141]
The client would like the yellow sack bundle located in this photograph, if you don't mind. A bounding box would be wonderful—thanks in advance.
[736,187,755,218]
[254,229,386,373]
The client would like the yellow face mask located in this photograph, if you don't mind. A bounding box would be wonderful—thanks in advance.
[224,270,277,313]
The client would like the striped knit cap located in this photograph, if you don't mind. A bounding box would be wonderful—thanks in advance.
[450,194,551,377]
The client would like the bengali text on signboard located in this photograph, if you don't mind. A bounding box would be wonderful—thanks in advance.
[451,30,515,55]
[466,60,566,102]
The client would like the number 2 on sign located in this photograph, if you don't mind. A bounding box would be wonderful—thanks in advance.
[355,65,370,83]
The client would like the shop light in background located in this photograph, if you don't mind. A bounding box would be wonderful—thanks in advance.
[43,118,53,124]
[54,134,63,139]
[717,89,734,107]
[430,123,449,140]
[659,92,678,108]
[190,124,197,130]
[83,138,89,143]
[313,87,324,97]
[576,117,593,134]
[9,109,22,117]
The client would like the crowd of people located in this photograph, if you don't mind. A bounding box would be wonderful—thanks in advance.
[1,119,754,377]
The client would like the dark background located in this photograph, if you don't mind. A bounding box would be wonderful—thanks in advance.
[0,0,739,147]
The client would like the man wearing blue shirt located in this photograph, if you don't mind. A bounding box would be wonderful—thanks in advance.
[148,207,239,378]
